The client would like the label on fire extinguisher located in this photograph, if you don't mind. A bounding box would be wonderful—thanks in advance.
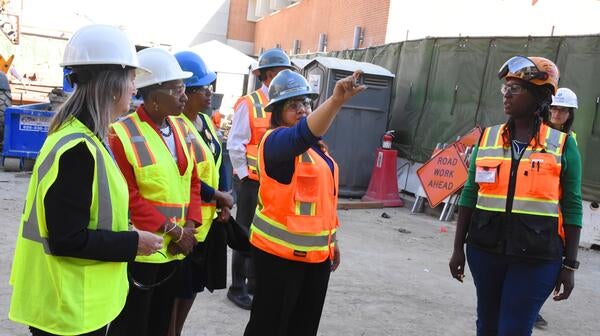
[376,152,384,168]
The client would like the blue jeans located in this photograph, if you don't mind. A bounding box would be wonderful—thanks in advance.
[466,245,561,336]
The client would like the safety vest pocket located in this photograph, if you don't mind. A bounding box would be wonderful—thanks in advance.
[506,214,562,260]
[475,159,502,189]
[134,163,169,199]
[526,153,560,198]
[294,174,320,203]
[466,209,505,252]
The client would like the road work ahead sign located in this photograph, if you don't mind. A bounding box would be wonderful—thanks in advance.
[417,144,468,208]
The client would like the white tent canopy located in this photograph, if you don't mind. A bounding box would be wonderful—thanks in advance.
[183,40,257,75]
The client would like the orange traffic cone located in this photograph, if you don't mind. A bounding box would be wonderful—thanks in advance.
[362,148,404,207]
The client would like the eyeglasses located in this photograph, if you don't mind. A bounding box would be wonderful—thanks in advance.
[500,83,527,96]
[550,106,570,113]
[186,85,213,94]
[156,84,186,97]
[284,98,312,112]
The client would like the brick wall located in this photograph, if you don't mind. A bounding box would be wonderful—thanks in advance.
[227,0,256,42]
[253,0,390,55]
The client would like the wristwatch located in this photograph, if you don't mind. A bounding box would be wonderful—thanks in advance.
[563,259,580,270]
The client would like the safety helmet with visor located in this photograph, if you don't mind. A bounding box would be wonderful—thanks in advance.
[264,69,318,112]
[498,56,559,94]
[135,48,192,89]
[551,87,578,109]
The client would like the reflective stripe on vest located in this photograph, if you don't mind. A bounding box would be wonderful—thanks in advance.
[178,114,221,241]
[244,89,270,180]
[9,118,129,334]
[21,132,113,252]
[120,117,156,167]
[475,123,566,217]
[252,212,336,248]
[111,112,193,262]
[250,129,339,263]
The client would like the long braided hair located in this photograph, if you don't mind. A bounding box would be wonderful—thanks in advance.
[500,81,554,150]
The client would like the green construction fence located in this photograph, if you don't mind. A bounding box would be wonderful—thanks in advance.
[301,35,600,202]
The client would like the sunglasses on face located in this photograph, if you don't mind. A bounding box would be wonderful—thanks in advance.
[500,83,527,96]
[284,98,313,111]
[186,85,213,94]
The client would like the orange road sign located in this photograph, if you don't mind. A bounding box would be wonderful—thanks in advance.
[417,144,468,208]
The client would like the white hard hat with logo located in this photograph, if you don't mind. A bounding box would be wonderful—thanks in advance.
[61,24,148,72]
[135,47,193,89]
[551,88,578,109]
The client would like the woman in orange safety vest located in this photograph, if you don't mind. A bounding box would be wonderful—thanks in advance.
[449,56,583,335]
[243,69,365,336]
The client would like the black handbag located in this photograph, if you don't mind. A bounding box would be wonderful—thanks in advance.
[223,217,251,252]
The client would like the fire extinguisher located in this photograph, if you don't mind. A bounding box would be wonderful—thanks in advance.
[382,130,395,149]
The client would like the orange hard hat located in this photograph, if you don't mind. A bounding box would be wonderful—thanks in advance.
[498,56,559,94]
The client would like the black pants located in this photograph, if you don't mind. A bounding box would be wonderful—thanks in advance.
[107,260,180,336]
[30,326,107,336]
[231,176,259,292]
[244,246,332,336]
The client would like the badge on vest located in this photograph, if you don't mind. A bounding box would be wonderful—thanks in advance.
[293,250,307,257]
[475,166,497,183]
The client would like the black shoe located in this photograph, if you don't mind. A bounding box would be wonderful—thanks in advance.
[247,280,256,295]
[534,314,548,329]
[227,288,252,310]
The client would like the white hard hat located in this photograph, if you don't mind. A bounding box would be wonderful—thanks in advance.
[551,88,578,109]
[61,24,147,72]
[135,48,193,89]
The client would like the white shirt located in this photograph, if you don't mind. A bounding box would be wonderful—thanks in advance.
[227,84,269,179]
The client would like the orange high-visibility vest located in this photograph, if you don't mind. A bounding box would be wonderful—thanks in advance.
[234,89,270,180]
[474,123,567,241]
[249,129,339,263]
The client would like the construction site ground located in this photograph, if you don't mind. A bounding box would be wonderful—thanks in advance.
[0,169,598,336]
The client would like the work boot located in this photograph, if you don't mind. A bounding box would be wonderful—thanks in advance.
[227,287,252,310]
[247,279,256,296]
[534,314,548,328]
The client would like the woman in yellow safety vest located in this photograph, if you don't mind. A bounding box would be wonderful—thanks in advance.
[107,48,203,336]
[168,50,234,335]
[9,24,163,336]
[449,56,583,335]
[243,69,365,336]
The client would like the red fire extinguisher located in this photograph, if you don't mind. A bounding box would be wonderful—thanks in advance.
[382,130,395,149]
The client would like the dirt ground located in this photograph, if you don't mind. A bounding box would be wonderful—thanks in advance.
[0,169,599,336]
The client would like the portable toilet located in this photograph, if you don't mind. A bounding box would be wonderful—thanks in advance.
[303,57,395,197]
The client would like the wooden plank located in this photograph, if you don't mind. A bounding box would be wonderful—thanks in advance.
[337,200,384,210]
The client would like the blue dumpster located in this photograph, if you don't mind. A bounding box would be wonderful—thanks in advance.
[1,103,54,169]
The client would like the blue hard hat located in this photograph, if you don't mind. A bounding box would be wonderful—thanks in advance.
[264,69,318,112]
[253,48,292,75]
[174,51,216,87]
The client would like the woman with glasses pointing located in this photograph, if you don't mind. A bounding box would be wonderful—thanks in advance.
[243,69,365,336]
[449,56,583,335]
[107,47,203,336]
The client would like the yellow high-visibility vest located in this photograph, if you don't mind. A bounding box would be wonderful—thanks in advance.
[111,111,193,263]
[9,118,130,335]
[176,113,222,241]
